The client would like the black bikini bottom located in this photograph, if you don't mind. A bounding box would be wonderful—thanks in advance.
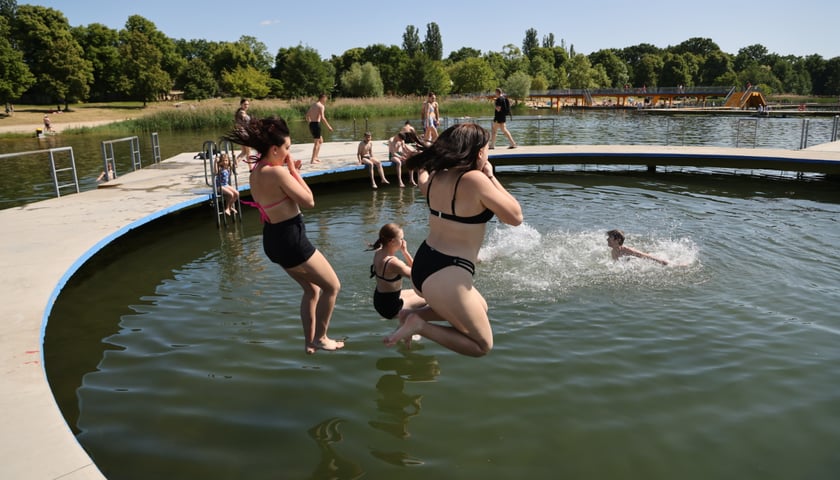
[410,241,475,294]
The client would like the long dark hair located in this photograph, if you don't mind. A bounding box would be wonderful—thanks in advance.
[224,115,290,159]
[405,123,489,173]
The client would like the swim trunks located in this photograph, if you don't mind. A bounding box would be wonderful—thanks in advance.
[410,240,475,293]
[262,214,316,269]
[309,121,322,139]
[373,290,403,319]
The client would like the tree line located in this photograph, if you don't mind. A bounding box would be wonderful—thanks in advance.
[1,0,839,110]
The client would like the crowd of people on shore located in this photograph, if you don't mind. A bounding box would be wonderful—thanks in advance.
[218,92,669,357]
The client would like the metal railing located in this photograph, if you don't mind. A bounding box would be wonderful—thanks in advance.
[0,147,79,197]
[200,140,242,227]
[100,136,142,181]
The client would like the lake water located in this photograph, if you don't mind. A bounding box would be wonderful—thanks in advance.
[1,111,838,208]
[44,165,840,479]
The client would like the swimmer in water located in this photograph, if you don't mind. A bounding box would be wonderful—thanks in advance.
[607,229,669,265]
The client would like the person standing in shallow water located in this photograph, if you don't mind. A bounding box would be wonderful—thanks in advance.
[385,123,523,357]
[225,116,344,354]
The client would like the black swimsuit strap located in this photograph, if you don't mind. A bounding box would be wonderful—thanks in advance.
[450,171,468,216]
[427,170,468,217]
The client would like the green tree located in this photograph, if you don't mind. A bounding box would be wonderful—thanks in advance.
[180,58,217,100]
[332,47,364,80]
[739,63,781,92]
[772,56,811,94]
[488,44,529,81]
[423,22,442,61]
[734,44,769,71]
[503,70,532,102]
[447,47,482,64]
[698,50,733,85]
[273,45,335,98]
[567,54,599,89]
[528,54,557,88]
[522,28,538,58]
[221,65,270,98]
[119,16,172,105]
[589,49,629,87]
[632,53,663,87]
[660,53,693,87]
[212,36,272,76]
[803,54,827,95]
[542,33,555,48]
[11,5,92,108]
[73,23,122,101]
[531,73,549,91]
[124,15,184,85]
[671,37,721,57]
[0,0,16,18]
[402,25,421,58]
[340,62,384,97]
[359,44,408,95]
[0,16,34,106]
[555,65,569,89]
[422,60,451,96]
[448,57,496,94]
[823,57,840,96]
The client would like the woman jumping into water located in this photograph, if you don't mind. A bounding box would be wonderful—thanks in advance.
[385,123,523,357]
[225,116,344,354]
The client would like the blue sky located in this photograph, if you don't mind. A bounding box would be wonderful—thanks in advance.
[21,0,840,60]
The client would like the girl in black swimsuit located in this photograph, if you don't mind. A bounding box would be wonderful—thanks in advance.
[383,123,524,357]
[368,223,425,319]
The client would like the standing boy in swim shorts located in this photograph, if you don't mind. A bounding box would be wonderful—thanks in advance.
[305,93,333,164]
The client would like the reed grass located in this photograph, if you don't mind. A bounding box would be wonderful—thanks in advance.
[84,96,496,133]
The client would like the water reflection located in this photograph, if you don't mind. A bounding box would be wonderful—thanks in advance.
[368,351,440,466]
[306,417,364,480]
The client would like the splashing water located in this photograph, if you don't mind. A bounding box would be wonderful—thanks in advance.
[478,223,702,303]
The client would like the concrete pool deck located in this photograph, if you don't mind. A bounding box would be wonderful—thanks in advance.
[2,140,840,479]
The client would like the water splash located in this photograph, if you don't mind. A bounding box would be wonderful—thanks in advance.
[478,224,702,302]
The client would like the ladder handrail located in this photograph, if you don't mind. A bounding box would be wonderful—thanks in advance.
[0,147,78,197]
[100,135,142,181]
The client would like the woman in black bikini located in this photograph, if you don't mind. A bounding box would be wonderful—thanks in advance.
[368,223,425,319]
[384,123,523,356]
[225,116,344,355]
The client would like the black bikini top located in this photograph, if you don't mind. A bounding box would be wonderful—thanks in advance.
[370,257,401,282]
[427,171,494,224]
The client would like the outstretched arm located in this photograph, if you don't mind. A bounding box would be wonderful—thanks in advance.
[620,246,669,265]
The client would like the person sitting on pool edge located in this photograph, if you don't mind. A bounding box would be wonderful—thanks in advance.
[607,229,669,265]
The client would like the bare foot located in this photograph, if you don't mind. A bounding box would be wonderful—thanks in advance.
[310,158,321,164]
[399,183,405,188]
[372,183,378,189]
[309,337,345,352]
[230,207,238,214]
[381,179,390,184]
[224,209,231,215]
[384,313,425,348]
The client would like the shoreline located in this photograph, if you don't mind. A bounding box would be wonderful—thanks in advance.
[0,120,117,135]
